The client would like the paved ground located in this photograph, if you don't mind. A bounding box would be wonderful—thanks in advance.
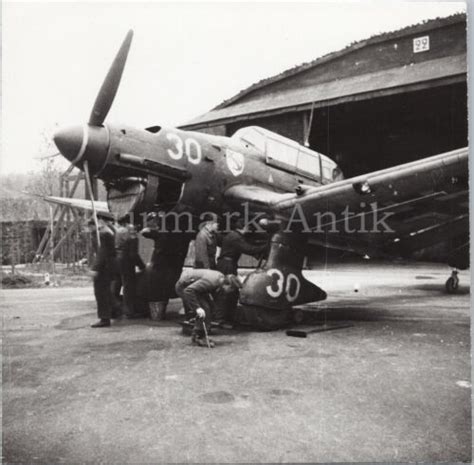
[2,262,471,463]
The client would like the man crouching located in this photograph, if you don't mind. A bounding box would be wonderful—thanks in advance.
[175,270,241,347]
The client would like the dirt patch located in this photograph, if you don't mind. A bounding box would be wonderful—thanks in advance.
[72,339,172,362]
[269,388,297,396]
[199,391,235,404]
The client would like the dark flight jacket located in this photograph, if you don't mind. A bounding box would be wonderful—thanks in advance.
[217,230,266,274]
[91,226,116,276]
[140,227,189,301]
[115,225,145,271]
[194,223,217,269]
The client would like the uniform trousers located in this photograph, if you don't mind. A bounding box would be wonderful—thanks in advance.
[93,275,113,320]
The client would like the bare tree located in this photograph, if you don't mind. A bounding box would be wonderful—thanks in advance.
[26,128,64,197]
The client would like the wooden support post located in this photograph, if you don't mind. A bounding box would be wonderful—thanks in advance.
[34,212,57,262]
[49,205,56,280]
[35,168,84,265]
[59,176,64,263]
[34,226,49,262]
[70,207,81,269]
[65,177,71,267]
[52,217,82,257]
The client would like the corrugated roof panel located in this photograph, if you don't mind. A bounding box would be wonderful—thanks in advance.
[182,54,466,128]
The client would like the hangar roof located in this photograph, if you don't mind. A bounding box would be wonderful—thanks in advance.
[181,13,466,129]
[183,55,465,127]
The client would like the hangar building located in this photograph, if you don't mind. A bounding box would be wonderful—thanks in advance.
[181,14,467,179]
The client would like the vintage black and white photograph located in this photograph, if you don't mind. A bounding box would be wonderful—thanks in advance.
[1,1,471,463]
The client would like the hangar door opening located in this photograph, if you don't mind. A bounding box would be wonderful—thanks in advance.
[306,82,467,178]
[227,81,467,181]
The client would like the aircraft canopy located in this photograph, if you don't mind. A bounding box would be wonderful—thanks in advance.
[233,126,342,183]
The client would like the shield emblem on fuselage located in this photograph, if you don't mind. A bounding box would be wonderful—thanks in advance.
[226,149,245,176]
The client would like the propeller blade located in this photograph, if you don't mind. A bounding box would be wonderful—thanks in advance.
[89,29,134,126]
[83,160,101,246]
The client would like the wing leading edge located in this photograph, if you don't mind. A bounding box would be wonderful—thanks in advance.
[273,147,468,262]
[43,196,113,219]
[223,147,468,263]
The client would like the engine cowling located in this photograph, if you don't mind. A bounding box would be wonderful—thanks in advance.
[106,175,183,220]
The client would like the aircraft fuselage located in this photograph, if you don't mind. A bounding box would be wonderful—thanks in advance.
[55,123,334,221]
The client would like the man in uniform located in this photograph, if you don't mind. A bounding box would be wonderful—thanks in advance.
[140,214,191,320]
[115,217,146,318]
[215,218,268,324]
[89,219,116,328]
[175,269,241,347]
[194,220,219,269]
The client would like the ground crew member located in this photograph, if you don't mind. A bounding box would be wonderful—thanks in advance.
[194,220,219,269]
[106,222,123,319]
[215,219,268,323]
[115,217,146,318]
[89,219,116,328]
[175,269,241,347]
[140,218,190,320]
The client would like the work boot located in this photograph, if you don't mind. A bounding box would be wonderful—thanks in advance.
[91,319,111,328]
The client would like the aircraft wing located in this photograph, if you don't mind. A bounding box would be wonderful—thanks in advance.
[43,196,113,219]
[258,147,468,266]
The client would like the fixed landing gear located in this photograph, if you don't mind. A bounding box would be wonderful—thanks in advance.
[445,270,459,294]
[238,231,326,331]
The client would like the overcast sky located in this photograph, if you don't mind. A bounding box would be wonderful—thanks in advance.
[1,0,467,174]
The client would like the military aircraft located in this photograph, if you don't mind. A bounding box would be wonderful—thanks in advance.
[49,30,469,330]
